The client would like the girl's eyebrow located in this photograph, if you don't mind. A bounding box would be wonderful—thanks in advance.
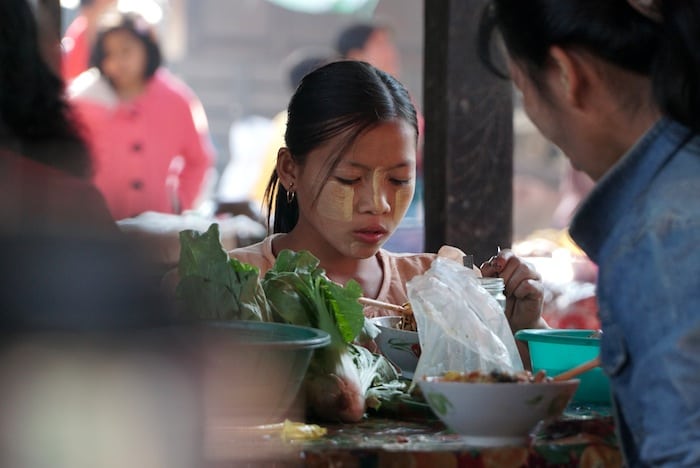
[344,161,411,171]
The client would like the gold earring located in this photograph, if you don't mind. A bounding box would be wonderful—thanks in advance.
[286,183,296,204]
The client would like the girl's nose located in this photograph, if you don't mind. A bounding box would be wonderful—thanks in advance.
[358,177,391,215]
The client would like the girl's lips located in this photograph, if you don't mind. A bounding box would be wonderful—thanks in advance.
[353,226,388,244]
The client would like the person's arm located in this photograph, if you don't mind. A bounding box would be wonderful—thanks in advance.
[175,92,215,211]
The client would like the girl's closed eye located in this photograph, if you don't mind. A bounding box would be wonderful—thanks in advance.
[390,177,411,186]
[335,176,360,185]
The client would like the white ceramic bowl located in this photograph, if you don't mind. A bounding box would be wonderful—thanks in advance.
[417,376,579,446]
[371,316,420,378]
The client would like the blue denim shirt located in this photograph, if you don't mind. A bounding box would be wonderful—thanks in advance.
[570,118,700,467]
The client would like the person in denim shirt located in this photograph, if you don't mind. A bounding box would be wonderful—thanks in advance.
[479,0,700,466]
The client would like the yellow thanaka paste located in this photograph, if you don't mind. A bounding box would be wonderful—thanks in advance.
[318,180,354,221]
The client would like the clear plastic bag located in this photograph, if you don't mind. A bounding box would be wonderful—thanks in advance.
[407,257,523,382]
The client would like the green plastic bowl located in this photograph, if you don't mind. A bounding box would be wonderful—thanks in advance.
[175,320,330,425]
[515,329,610,405]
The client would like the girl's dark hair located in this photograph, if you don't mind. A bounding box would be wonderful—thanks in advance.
[0,0,91,178]
[91,13,162,82]
[478,0,700,133]
[264,60,418,233]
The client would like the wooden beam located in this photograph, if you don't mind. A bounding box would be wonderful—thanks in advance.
[423,0,513,265]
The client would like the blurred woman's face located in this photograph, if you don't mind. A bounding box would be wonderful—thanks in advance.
[361,30,400,77]
[101,29,148,94]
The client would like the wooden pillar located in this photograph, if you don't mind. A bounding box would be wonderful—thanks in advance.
[423,0,513,265]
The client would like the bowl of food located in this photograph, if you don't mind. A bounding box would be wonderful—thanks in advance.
[418,370,579,446]
[371,316,420,378]
[175,320,330,426]
[515,329,610,404]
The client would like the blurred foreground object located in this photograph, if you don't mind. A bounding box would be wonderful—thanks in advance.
[0,232,203,468]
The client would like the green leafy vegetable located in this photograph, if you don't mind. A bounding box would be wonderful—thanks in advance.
[175,223,400,422]
[263,250,365,350]
[175,223,271,322]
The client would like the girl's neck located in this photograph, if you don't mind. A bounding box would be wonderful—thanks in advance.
[272,232,384,297]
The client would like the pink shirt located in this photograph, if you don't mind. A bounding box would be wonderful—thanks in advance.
[69,69,215,220]
[229,235,436,318]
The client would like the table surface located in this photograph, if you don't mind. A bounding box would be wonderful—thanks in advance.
[205,403,622,467]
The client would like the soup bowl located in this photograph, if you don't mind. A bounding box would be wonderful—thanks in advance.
[418,373,579,446]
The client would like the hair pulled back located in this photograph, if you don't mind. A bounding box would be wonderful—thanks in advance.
[265,60,417,233]
[479,0,700,132]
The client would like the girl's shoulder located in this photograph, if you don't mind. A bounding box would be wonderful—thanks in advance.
[228,234,280,277]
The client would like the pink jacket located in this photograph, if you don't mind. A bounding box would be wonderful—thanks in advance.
[70,69,215,220]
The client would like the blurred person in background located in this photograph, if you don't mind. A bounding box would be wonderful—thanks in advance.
[61,0,117,84]
[481,0,700,465]
[551,162,595,230]
[0,0,116,237]
[69,12,215,221]
[336,22,400,78]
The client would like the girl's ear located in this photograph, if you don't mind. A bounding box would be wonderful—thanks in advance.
[276,147,297,191]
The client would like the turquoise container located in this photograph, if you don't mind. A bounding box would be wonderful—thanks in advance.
[515,329,611,405]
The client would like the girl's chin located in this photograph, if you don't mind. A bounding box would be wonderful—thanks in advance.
[346,242,385,259]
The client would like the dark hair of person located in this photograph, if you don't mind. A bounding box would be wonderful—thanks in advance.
[263,60,418,234]
[90,13,162,82]
[478,0,700,133]
[0,0,91,178]
[336,23,391,57]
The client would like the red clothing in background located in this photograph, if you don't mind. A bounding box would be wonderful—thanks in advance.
[61,15,90,84]
[69,68,215,220]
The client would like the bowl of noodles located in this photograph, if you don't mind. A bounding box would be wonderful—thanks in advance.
[418,370,579,446]
[371,315,420,378]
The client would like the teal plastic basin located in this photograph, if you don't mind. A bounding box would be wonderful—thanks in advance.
[515,329,611,405]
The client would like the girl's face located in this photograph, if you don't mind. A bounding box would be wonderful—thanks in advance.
[100,29,148,92]
[292,119,417,260]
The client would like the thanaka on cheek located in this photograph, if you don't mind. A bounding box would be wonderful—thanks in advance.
[394,185,413,222]
[318,180,354,221]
